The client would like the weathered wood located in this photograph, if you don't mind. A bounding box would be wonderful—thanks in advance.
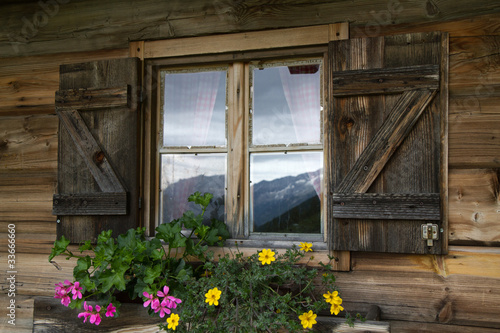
[0,114,58,170]
[331,65,439,96]
[332,193,440,220]
[57,109,125,193]
[55,86,130,111]
[56,58,140,243]
[0,49,129,116]
[3,247,499,330]
[1,0,499,58]
[330,32,446,254]
[0,295,34,332]
[52,193,127,215]
[335,89,437,194]
[33,297,163,332]
[448,169,500,246]
[390,321,500,333]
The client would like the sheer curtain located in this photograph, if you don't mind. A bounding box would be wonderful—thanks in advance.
[163,71,222,221]
[279,65,322,197]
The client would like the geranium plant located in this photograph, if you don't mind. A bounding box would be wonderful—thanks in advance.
[49,192,362,332]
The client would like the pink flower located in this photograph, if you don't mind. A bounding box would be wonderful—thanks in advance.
[78,301,92,323]
[54,280,73,307]
[78,301,102,325]
[151,298,161,312]
[156,299,172,318]
[71,281,83,300]
[143,291,155,308]
[157,286,170,298]
[164,296,182,309]
[90,305,101,325]
[105,303,116,317]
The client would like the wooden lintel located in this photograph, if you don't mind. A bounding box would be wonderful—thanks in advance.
[332,193,441,220]
[331,64,439,96]
[55,86,130,111]
[52,192,127,215]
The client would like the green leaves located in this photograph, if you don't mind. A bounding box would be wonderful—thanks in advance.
[48,235,70,262]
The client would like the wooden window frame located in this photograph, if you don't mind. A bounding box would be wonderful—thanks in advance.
[132,23,351,271]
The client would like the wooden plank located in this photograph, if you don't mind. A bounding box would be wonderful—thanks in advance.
[0,295,34,332]
[55,86,130,111]
[0,49,129,116]
[53,193,127,215]
[332,193,440,220]
[0,114,58,171]
[335,89,437,194]
[390,321,500,333]
[448,169,500,246]
[1,0,499,58]
[33,297,163,333]
[57,109,125,193]
[144,24,331,58]
[331,65,439,96]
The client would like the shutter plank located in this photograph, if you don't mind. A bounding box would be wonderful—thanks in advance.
[53,193,127,215]
[55,86,129,111]
[56,109,125,193]
[332,64,439,96]
[332,193,440,220]
[336,88,437,194]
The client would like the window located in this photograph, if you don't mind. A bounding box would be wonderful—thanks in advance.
[157,59,325,242]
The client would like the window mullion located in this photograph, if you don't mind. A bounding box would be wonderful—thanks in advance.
[226,62,247,238]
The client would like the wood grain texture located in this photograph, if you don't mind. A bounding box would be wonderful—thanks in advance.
[329,32,446,254]
[1,0,499,58]
[56,58,140,243]
[52,193,127,215]
[448,169,500,246]
[332,193,440,220]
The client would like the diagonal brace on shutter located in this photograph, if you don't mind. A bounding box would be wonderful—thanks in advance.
[336,88,437,194]
[54,86,133,215]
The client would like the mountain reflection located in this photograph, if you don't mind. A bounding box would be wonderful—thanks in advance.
[161,169,322,234]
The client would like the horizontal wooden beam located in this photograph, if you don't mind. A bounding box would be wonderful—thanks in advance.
[55,86,131,111]
[332,193,440,220]
[331,64,439,96]
[52,193,127,215]
[140,24,349,59]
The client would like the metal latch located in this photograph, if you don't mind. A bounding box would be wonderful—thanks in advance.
[421,223,439,246]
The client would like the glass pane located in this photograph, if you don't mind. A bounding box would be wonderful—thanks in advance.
[250,152,322,233]
[160,154,226,224]
[163,70,226,147]
[252,63,321,146]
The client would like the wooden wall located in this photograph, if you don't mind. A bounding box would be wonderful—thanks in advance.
[0,1,499,332]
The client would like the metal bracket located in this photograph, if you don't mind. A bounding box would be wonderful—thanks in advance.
[421,223,439,246]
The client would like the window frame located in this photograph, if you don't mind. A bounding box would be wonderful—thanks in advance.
[135,23,349,250]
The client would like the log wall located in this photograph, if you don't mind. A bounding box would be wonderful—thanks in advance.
[0,1,499,332]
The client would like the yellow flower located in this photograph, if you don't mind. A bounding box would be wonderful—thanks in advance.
[330,303,344,316]
[323,290,342,305]
[258,249,276,265]
[166,313,180,330]
[298,310,317,329]
[205,287,221,306]
[299,242,313,252]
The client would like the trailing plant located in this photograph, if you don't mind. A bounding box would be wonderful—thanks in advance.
[49,192,361,331]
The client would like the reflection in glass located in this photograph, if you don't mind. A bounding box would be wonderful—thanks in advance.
[252,64,321,146]
[250,152,322,233]
[163,70,226,147]
[160,154,226,224]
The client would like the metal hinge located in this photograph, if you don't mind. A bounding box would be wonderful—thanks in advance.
[421,223,439,246]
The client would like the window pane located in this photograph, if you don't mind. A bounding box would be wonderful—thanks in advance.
[160,154,226,224]
[162,70,226,147]
[252,63,321,146]
[250,152,322,233]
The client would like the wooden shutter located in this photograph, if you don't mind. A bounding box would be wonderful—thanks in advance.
[52,58,141,243]
[327,32,448,254]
